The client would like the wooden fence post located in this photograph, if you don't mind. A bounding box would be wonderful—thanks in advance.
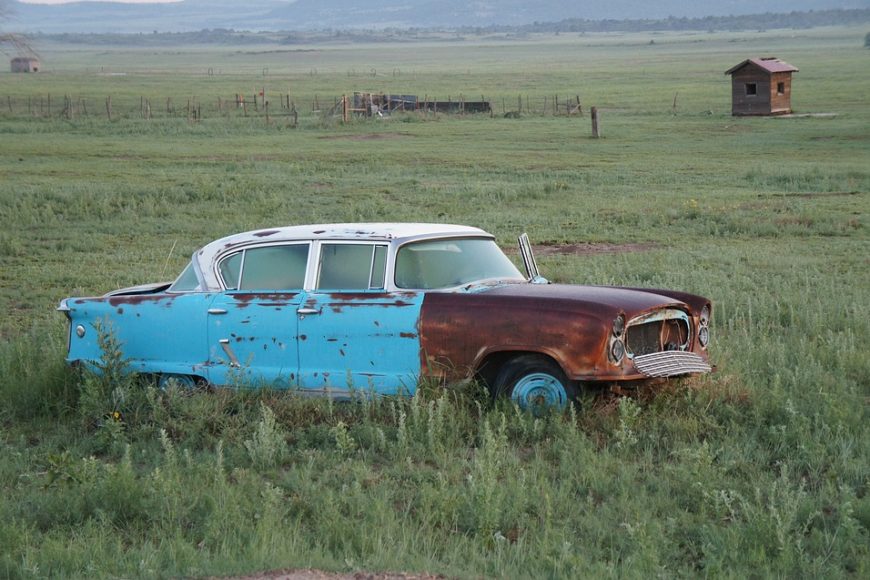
[591,106,600,138]
[106,96,112,121]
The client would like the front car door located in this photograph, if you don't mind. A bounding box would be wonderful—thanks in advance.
[206,243,310,387]
[297,242,424,396]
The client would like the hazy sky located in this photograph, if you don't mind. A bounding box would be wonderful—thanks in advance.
[20,0,183,4]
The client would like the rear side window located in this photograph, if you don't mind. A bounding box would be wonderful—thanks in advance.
[317,244,387,290]
[218,244,309,291]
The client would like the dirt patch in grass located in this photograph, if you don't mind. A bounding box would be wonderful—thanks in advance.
[319,133,409,141]
[532,242,659,256]
[218,570,444,580]
[763,191,862,199]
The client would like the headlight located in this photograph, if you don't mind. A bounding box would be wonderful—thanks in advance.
[698,325,709,348]
[612,314,625,338]
[75,324,86,338]
[700,305,710,327]
[610,339,625,364]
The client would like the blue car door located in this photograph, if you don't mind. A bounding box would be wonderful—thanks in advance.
[297,242,424,396]
[206,243,310,387]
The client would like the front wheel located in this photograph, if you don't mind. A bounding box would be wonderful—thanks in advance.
[492,355,575,413]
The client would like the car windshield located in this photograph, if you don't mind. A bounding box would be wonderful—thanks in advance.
[394,238,524,289]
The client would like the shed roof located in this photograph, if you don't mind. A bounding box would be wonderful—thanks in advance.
[725,57,798,75]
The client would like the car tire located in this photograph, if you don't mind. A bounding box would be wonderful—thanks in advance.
[157,373,202,390]
[492,354,575,412]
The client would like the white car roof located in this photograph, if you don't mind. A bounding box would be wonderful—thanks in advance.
[193,223,492,291]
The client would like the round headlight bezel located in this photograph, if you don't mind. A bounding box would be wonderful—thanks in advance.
[700,305,710,327]
[610,338,626,364]
[612,314,625,338]
[698,325,709,348]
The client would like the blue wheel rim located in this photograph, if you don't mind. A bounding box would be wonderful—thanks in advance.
[511,373,568,411]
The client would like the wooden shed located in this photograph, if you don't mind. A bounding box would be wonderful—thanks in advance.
[725,57,798,116]
[10,57,41,73]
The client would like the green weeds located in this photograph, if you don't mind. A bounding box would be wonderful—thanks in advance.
[0,27,868,578]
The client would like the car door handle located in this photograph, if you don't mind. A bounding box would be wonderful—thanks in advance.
[208,308,228,315]
[297,307,320,316]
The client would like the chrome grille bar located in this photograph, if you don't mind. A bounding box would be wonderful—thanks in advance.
[633,351,711,377]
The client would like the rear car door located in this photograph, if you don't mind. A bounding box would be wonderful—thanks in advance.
[297,242,423,396]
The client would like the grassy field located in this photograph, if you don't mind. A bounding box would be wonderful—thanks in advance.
[0,26,868,577]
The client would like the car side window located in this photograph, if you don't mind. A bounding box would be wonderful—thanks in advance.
[317,244,387,290]
[219,252,243,290]
[241,245,308,290]
[218,245,309,291]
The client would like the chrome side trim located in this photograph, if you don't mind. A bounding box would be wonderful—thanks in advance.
[633,351,711,377]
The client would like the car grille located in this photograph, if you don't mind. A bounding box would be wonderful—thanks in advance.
[626,317,689,356]
[633,351,712,377]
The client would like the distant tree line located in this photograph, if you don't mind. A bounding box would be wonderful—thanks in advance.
[30,9,870,47]
[33,29,276,46]
[471,9,870,34]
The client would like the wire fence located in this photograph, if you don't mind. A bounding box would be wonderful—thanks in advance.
[0,92,589,124]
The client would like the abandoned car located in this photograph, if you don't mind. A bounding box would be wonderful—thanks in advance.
[59,223,712,409]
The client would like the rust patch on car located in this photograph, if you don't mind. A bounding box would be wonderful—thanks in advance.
[417,285,706,383]
[253,229,280,237]
[232,293,300,309]
[106,294,178,307]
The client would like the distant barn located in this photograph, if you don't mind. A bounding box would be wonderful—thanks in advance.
[10,57,41,73]
[725,57,798,116]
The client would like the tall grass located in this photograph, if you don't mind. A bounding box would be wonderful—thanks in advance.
[0,27,867,577]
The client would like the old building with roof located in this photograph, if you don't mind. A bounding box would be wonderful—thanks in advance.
[725,57,798,116]
[10,56,40,73]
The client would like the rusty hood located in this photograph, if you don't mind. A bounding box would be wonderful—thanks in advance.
[466,283,689,319]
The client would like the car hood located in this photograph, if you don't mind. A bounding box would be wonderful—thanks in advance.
[470,283,687,318]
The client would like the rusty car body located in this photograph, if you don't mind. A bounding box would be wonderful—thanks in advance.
[58,223,712,409]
